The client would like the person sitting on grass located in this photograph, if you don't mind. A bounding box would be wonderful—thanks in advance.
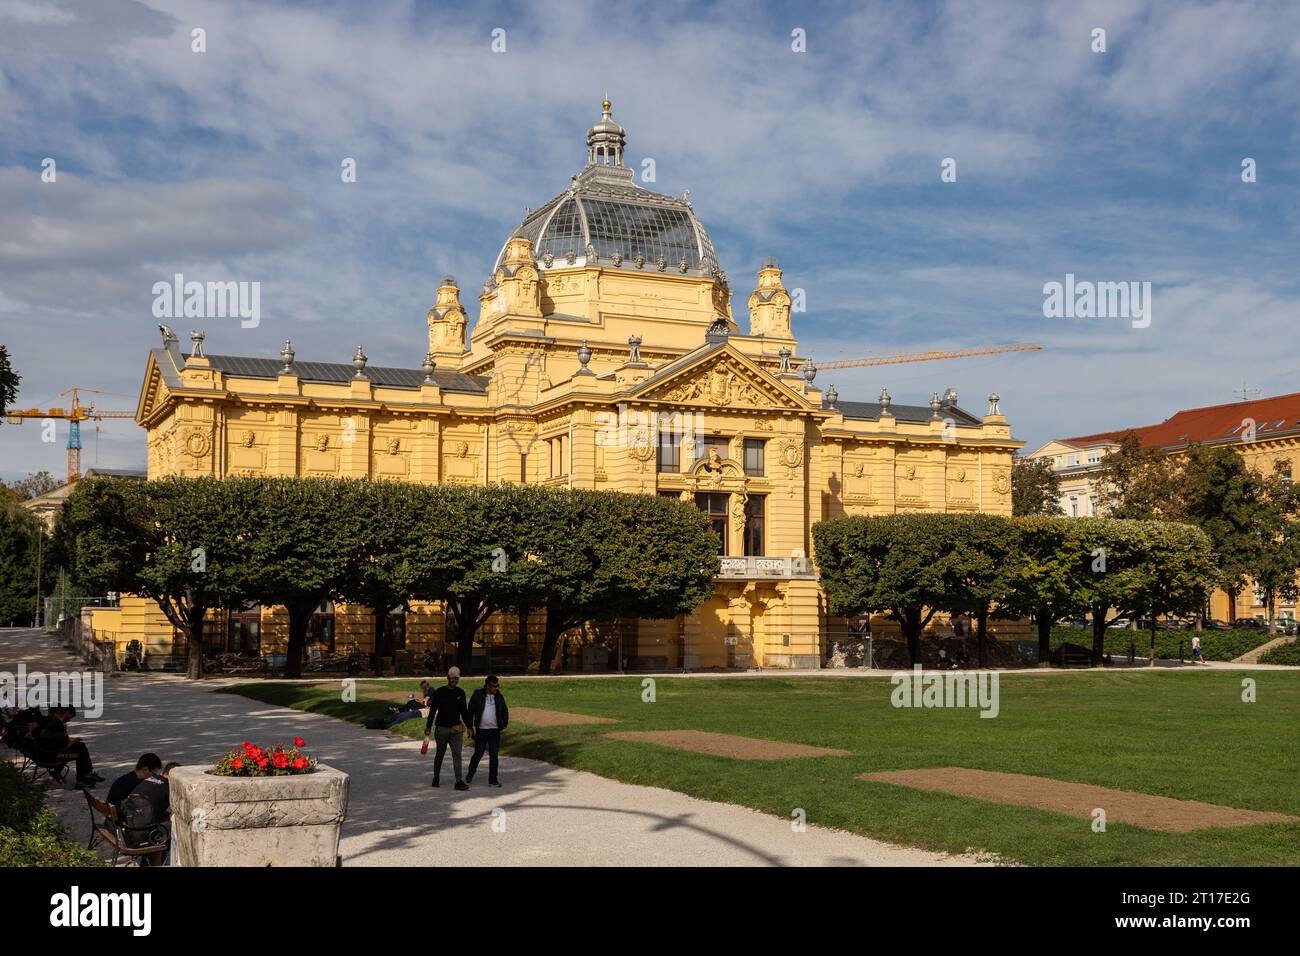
[35,706,101,789]
[386,680,433,728]
[423,667,471,791]
[107,753,163,826]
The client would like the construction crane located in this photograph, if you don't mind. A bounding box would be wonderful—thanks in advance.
[3,387,135,486]
[806,342,1041,370]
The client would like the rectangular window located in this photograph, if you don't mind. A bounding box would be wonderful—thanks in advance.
[743,439,766,477]
[1070,496,1079,516]
[695,492,729,554]
[657,429,680,473]
[548,437,567,477]
[699,435,731,462]
[520,453,527,484]
[743,495,765,556]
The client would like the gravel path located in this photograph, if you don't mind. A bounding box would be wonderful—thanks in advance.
[2,628,983,867]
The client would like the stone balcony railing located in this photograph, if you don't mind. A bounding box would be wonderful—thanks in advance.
[716,555,817,580]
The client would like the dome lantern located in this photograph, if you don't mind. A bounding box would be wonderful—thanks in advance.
[587,95,626,167]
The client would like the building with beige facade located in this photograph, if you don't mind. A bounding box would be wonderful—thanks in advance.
[1026,390,1300,623]
[109,100,1021,671]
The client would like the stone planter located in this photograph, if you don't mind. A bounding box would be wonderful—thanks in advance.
[169,764,349,867]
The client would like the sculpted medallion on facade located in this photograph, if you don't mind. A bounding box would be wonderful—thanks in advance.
[183,429,211,459]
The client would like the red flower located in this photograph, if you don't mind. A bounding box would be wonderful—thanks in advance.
[232,757,244,769]
[293,737,305,748]
[292,756,308,770]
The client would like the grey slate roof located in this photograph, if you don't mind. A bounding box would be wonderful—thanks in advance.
[204,355,489,393]
[149,345,488,394]
[834,400,982,426]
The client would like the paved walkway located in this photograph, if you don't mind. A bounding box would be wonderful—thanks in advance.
[1231,636,1296,664]
[1,629,981,867]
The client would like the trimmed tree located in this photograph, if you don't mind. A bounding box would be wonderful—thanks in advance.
[1002,516,1089,666]
[335,480,426,669]
[226,477,364,679]
[65,476,249,679]
[411,484,551,672]
[815,513,971,666]
[937,513,1019,667]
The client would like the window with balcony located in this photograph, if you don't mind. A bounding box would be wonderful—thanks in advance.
[743,438,766,477]
[695,492,729,554]
[743,495,765,556]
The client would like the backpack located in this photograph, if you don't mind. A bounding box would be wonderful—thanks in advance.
[120,792,165,848]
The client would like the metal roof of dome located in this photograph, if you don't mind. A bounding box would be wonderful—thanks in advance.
[492,100,728,289]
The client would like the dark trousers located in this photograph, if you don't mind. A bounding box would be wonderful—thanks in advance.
[467,728,501,783]
[47,741,93,779]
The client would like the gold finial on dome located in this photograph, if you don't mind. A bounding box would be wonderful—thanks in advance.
[602,94,611,113]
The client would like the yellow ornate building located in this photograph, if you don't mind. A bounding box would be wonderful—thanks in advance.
[120,100,1021,670]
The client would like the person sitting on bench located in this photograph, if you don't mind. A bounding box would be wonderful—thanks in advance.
[35,706,101,788]
[120,761,180,865]
[108,753,164,827]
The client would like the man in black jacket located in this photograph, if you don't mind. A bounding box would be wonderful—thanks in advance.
[466,675,508,788]
[424,667,471,790]
[36,706,101,788]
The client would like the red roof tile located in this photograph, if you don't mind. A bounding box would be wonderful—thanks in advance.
[1063,391,1300,450]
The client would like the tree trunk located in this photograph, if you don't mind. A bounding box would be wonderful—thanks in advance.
[452,601,483,672]
[1091,608,1107,667]
[186,608,206,680]
[372,607,388,673]
[976,607,988,669]
[1267,591,1277,634]
[539,614,569,674]
[900,608,922,667]
[283,602,314,679]
[1036,612,1052,668]
[1148,622,1157,667]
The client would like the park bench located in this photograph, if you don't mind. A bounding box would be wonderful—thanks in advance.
[484,645,530,675]
[83,790,168,866]
[1053,642,1092,667]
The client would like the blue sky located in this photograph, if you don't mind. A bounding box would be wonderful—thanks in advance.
[2,0,1299,480]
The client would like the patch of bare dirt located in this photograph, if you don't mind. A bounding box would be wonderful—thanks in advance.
[858,768,1297,832]
[606,730,850,760]
[512,707,618,727]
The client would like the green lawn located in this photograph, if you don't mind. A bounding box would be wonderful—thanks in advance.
[224,670,1300,866]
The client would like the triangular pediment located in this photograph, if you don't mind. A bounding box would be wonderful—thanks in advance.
[630,344,812,411]
[136,349,178,425]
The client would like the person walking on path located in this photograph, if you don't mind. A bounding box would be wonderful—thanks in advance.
[423,667,471,790]
[1192,634,1204,664]
[466,675,509,788]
